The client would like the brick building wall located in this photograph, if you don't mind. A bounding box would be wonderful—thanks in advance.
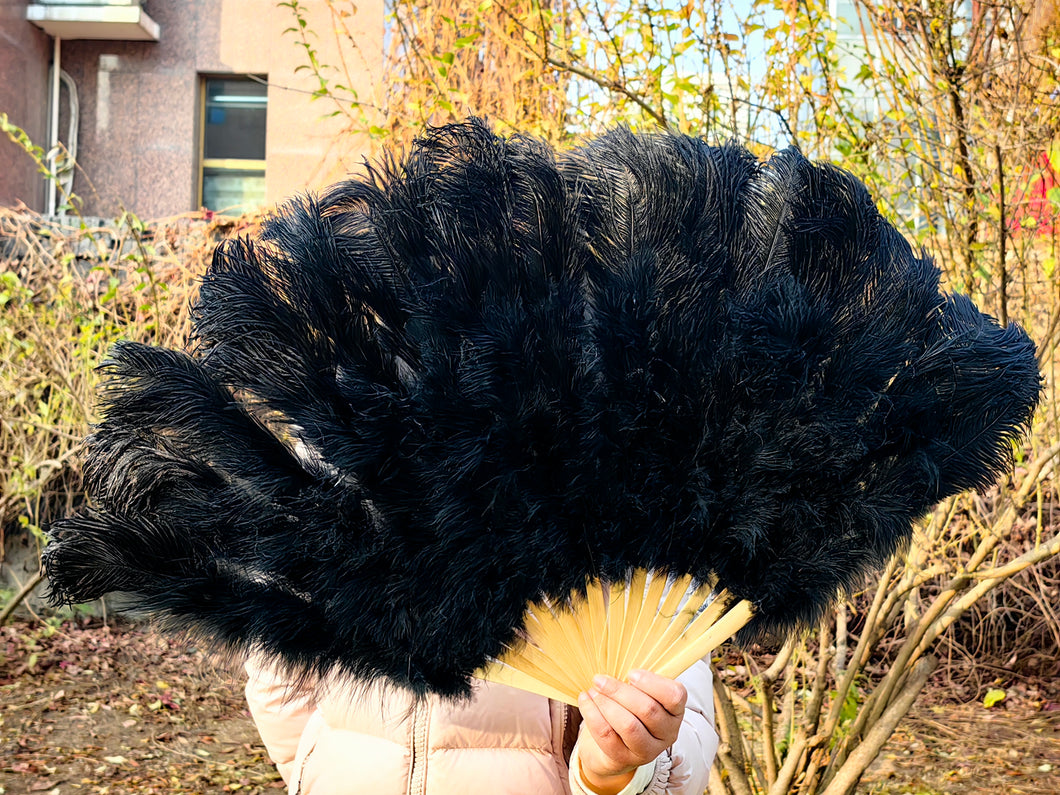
[0,0,53,212]
[0,0,384,216]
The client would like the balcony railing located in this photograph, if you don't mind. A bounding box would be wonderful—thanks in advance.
[27,1,160,41]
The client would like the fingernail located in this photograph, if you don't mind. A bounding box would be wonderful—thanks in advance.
[587,688,600,700]
[628,670,643,685]
[578,691,590,705]
[592,675,609,690]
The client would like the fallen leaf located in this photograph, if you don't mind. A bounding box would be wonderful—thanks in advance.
[983,688,1007,708]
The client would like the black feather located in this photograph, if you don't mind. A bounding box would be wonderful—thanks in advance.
[43,120,1040,698]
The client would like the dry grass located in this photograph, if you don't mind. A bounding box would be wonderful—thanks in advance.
[0,207,256,573]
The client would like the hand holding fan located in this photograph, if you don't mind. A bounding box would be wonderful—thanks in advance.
[43,121,1040,701]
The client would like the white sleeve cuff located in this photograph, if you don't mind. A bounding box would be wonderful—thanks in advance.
[568,742,658,795]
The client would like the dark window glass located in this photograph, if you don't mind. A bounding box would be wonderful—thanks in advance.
[203,78,267,160]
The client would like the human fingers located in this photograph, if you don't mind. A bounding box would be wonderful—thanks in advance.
[583,678,675,760]
[591,673,685,743]
[627,669,688,717]
[577,687,642,775]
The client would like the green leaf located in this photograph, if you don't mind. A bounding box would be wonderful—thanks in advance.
[982,688,1006,708]
[839,687,860,724]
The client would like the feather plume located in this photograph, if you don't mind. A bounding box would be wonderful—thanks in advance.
[44,120,1040,698]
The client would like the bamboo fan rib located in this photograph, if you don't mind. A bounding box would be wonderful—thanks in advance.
[477,571,754,705]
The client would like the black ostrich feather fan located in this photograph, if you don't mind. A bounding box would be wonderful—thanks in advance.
[44,120,1040,700]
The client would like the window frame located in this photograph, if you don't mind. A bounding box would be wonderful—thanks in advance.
[196,74,268,212]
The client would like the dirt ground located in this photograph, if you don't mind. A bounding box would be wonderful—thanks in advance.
[1,617,281,794]
[860,693,1060,795]
[1,616,1058,795]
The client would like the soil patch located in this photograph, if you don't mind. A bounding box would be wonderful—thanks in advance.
[1,617,282,794]
[2,617,1059,794]
[861,682,1060,794]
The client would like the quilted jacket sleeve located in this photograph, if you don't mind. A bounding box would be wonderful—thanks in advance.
[645,658,719,794]
[244,653,318,785]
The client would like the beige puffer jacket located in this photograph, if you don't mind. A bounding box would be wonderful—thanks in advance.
[245,656,718,795]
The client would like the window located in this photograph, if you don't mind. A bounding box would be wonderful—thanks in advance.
[199,76,267,214]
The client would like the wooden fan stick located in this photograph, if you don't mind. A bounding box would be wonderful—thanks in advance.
[521,605,588,695]
[603,582,628,677]
[638,588,731,673]
[608,570,648,680]
[480,605,585,700]
[542,586,603,689]
[478,660,572,704]
[625,576,710,675]
[539,594,595,690]
[478,606,589,706]
[614,572,670,680]
[654,598,754,680]
[477,572,754,705]
[584,578,607,675]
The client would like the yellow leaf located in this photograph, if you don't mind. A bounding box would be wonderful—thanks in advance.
[983,688,1006,708]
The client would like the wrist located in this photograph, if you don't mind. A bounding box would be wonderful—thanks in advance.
[571,742,658,795]
[577,756,636,795]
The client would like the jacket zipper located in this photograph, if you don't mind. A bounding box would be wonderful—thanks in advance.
[409,699,431,795]
[561,704,570,758]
